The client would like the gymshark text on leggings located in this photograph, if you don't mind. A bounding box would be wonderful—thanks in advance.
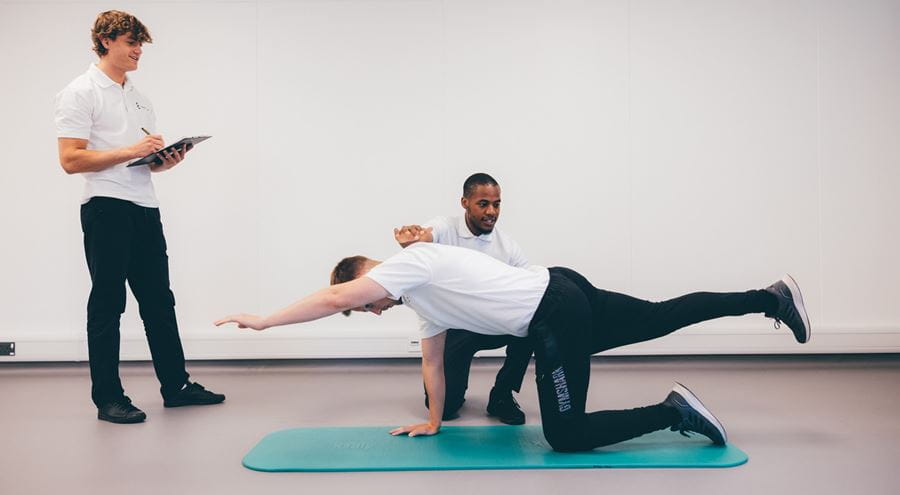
[551,366,572,412]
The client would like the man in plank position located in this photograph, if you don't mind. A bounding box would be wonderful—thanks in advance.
[215,241,809,451]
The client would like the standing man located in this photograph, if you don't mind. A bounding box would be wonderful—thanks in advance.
[392,173,531,425]
[55,10,224,424]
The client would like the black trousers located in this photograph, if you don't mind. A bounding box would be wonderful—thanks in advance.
[81,197,189,406]
[426,329,533,414]
[530,267,776,452]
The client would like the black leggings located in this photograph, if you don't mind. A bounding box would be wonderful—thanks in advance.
[530,267,775,452]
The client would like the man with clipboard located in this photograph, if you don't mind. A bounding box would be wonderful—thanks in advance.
[55,10,224,424]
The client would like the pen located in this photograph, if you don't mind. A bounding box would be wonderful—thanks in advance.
[141,127,163,160]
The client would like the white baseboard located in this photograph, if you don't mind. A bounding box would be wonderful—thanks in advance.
[1,326,899,362]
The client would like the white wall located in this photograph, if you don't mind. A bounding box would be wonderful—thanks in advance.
[0,0,898,361]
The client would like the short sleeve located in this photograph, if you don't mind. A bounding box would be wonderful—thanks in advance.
[418,317,446,339]
[507,238,529,268]
[54,86,93,140]
[423,216,451,245]
[364,247,433,299]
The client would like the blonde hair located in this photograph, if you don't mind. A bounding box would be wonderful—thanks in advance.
[330,256,371,316]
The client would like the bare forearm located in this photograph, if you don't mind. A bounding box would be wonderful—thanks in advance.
[217,278,388,332]
[261,287,346,329]
[387,332,446,437]
[422,358,445,428]
[60,147,138,174]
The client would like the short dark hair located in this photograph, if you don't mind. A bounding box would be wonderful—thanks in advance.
[462,173,499,198]
[331,256,370,316]
[92,10,153,57]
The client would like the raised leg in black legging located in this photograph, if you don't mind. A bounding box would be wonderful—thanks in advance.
[548,267,777,353]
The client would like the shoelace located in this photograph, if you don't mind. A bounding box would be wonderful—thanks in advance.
[670,409,705,438]
[774,303,800,330]
[495,394,521,410]
[112,397,137,411]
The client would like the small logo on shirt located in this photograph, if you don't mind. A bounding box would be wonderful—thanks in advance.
[135,101,151,112]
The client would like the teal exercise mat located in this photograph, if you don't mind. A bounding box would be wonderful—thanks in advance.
[242,425,748,472]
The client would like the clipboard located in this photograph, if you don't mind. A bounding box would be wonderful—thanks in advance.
[127,135,211,167]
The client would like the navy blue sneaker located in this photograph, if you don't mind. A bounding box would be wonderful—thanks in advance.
[663,382,727,446]
[765,274,811,343]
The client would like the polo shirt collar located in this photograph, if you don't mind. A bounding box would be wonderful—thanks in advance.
[88,64,133,90]
[456,215,494,242]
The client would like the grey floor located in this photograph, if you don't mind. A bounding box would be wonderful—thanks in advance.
[2,355,899,495]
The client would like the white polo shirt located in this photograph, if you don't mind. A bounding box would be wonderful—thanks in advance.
[424,216,528,268]
[365,243,550,339]
[55,64,159,207]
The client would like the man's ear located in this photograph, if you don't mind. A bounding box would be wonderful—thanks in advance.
[103,35,118,50]
[460,196,468,209]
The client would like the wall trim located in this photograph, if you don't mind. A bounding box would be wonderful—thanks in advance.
[2,327,899,362]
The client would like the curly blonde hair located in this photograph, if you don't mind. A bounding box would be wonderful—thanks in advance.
[91,10,152,57]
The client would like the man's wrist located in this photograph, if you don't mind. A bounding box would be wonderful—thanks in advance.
[121,144,138,160]
[258,316,272,331]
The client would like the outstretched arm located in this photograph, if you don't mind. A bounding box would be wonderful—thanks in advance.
[390,331,446,437]
[214,277,389,330]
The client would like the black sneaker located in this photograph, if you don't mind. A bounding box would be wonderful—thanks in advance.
[98,396,147,424]
[663,382,727,446]
[163,382,225,408]
[486,387,525,425]
[764,274,811,343]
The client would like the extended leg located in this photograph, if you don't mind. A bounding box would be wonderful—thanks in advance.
[592,288,776,353]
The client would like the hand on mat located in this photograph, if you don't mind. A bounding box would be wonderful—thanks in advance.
[390,422,440,437]
[394,225,433,248]
[214,314,268,331]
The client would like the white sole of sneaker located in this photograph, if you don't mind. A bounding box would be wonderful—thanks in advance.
[672,382,727,445]
[783,274,811,343]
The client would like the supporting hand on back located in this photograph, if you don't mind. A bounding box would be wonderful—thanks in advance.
[393,225,434,248]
